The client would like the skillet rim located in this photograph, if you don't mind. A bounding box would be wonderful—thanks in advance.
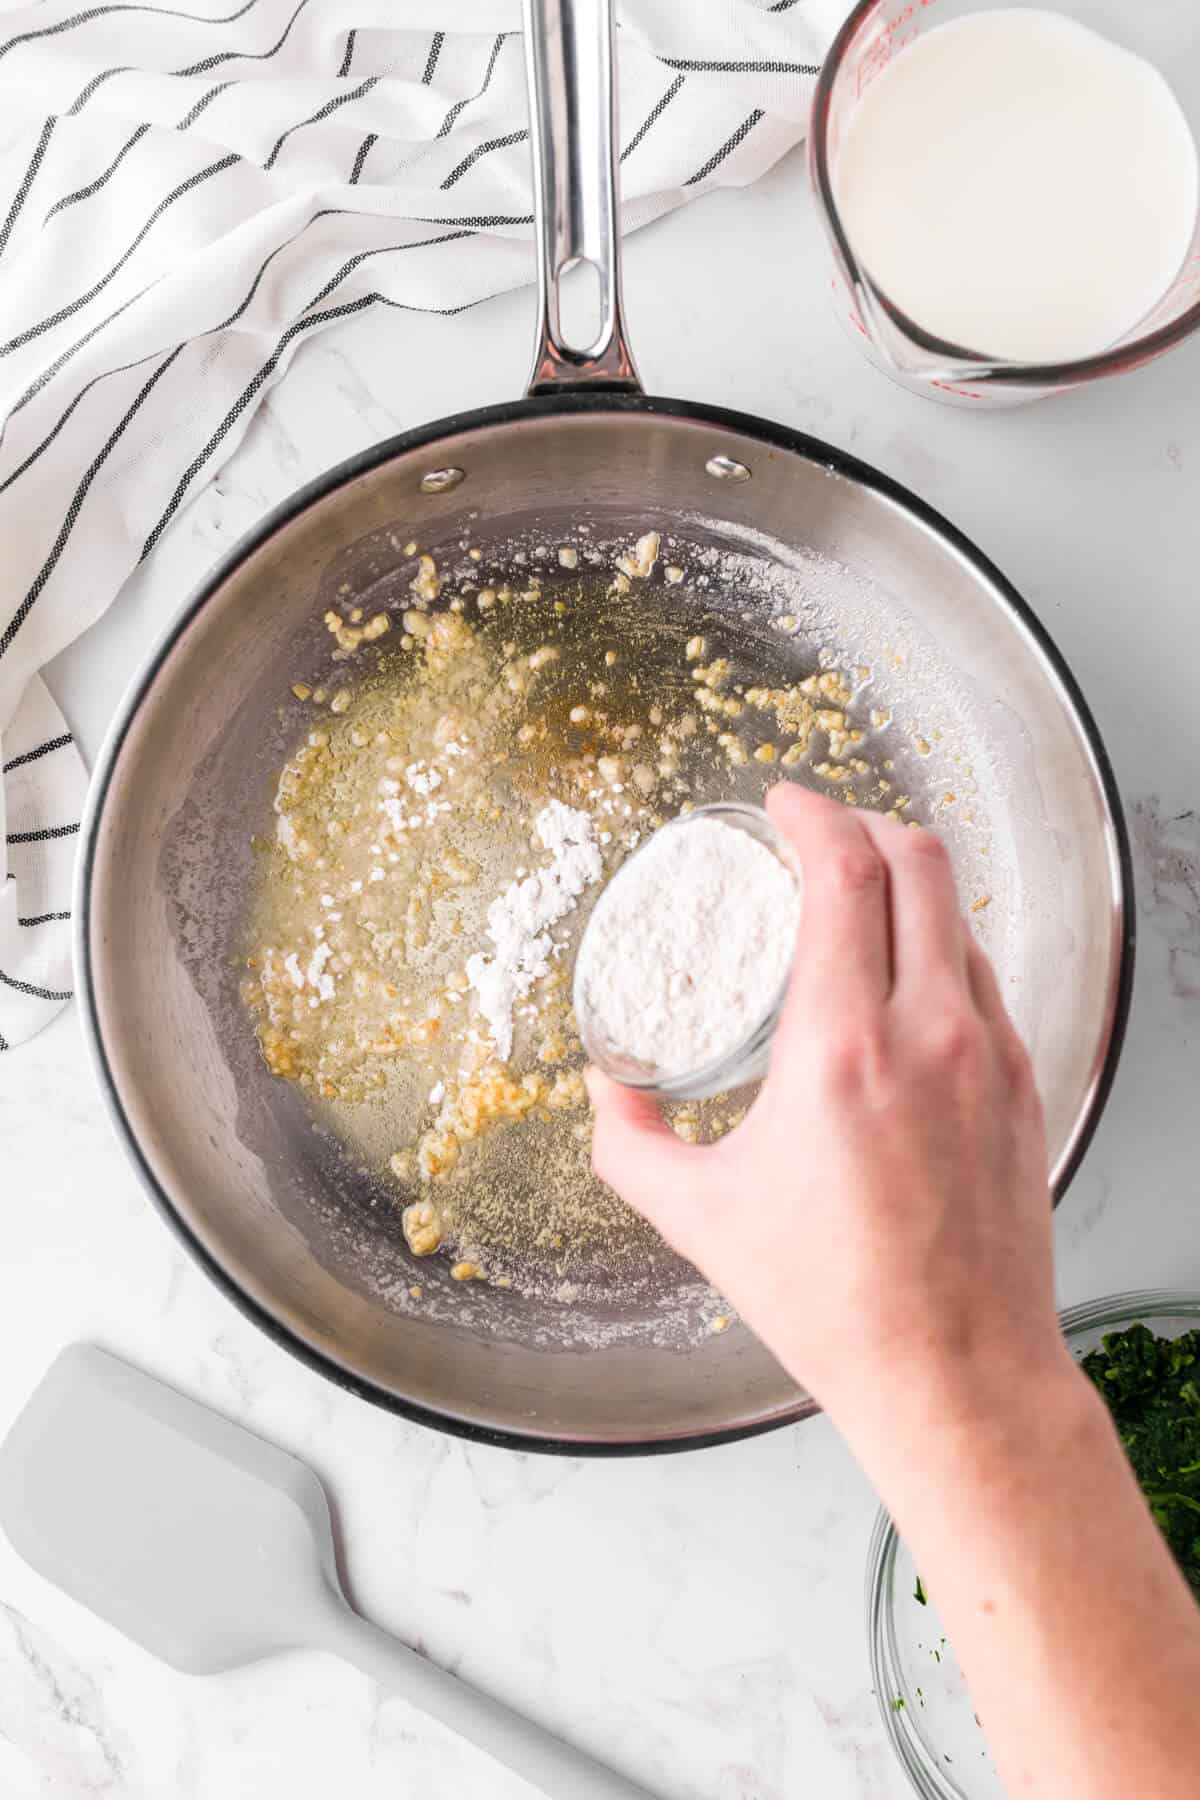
[75,391,1136,1455]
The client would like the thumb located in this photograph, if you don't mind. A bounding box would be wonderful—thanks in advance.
[585,1068,706,1235]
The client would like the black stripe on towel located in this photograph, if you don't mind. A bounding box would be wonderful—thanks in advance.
[440,128,527,190]
[3,733,73,773]
[660,55,820,75]
[177,78,236,129]
[266,77,378,170]
[173,0,311,83]
[8,822,81,843]
[411,211,533,228]
[349,134,376,184]
[435,33,507,140]
[0,968,73,1001]
[66,65,134,113]
[621,74,684,162]
[0,118,56,261]
[685,109,765,185]
[18,912,72,927]
[44,125,150,224]
[423,31,445,85]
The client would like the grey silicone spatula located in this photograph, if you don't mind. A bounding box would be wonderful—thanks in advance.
[0,1345,656,1800]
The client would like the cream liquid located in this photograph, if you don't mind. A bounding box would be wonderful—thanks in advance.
[833,9,1199,363]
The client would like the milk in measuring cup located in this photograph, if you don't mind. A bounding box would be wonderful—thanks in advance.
[833,8,1199,364]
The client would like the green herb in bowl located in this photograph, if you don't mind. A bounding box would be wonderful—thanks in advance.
[1081,1323,1200,1601]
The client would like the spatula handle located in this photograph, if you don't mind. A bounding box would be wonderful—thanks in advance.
[325,1601,659,1800]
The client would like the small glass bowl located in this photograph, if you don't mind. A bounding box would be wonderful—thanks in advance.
[866,1289,1200,1799]
[573,801,801,1103]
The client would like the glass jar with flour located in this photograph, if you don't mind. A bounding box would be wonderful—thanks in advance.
[573,803,803,1103]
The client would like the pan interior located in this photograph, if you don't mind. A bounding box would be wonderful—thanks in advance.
[82,408,1126,1446]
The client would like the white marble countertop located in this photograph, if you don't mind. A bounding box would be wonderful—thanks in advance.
[3,145,1200,1800]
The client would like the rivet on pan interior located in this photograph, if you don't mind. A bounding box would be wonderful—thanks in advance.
[705,454,751,482]
[420,467,466,494]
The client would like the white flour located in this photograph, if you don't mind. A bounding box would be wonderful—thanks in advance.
[574,817,801,1077]
[467,801,602,1061]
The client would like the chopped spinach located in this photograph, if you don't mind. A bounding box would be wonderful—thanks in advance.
[913,1574,927,1606]
[1081,1322,1200,1601]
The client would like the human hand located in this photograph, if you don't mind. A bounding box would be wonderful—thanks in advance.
[589,787,1200,1800]
[587,785,1068,1442]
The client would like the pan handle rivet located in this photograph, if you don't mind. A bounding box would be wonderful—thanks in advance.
[705,455,751,483]
[420,467,466,494]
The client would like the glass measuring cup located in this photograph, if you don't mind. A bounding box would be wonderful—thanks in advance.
[809,0,1200,406]
[574,803,802,1104]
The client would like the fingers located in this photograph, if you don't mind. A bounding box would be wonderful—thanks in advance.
[964,934,1036,1086]
[768,787,979,1074]
[585,1068,704,1235]
[964,931,1010,1029]
[766,785,892,1023]
[855,814,968,1001]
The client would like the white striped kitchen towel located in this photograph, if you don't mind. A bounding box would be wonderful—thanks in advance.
[0,0,847,1049]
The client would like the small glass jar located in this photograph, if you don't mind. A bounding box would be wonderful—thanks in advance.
[573,801,802,1103]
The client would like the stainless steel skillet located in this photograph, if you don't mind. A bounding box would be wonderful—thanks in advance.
[76,0,1133,1452]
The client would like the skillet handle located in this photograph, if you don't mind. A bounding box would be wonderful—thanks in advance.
[522,0,642,394]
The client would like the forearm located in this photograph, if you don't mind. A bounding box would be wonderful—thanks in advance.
[840,1352,1200,1798]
